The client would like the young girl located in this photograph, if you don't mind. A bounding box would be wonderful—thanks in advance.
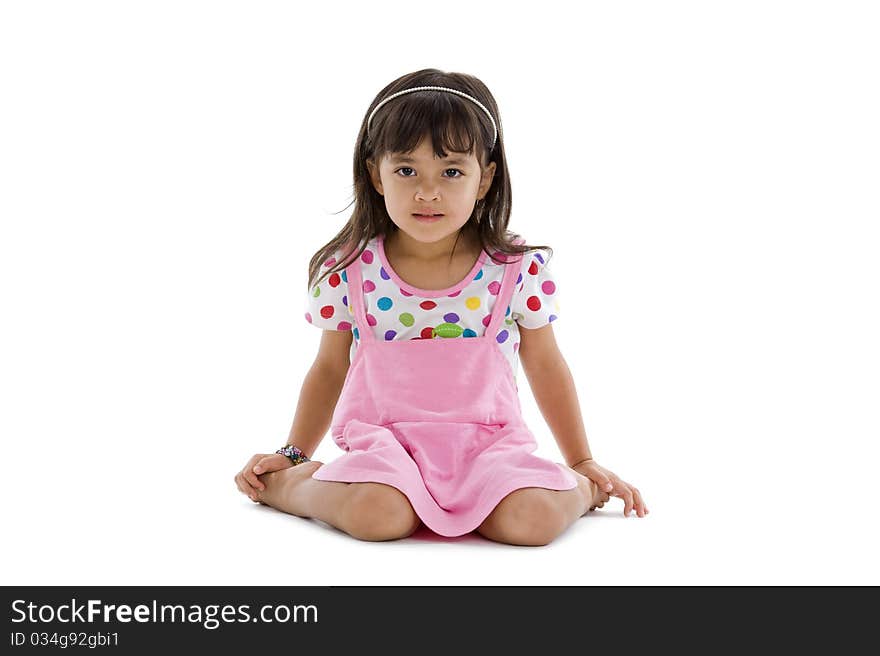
[234,68,648,546]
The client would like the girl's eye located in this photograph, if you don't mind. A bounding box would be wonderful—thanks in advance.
[395,167,463,179]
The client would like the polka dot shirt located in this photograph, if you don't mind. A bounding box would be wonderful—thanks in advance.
[304,234,561,381]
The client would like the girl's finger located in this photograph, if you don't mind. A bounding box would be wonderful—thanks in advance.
[243,469,264,492]
[251,455,286,487]
[238,455,263,491]
[234,474,258,501]
[617,483,635,517]
[253,454,287,476]
[630,486,648,517]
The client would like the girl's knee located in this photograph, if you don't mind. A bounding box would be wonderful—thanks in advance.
[485,489,565,546]
[341,483,421,542]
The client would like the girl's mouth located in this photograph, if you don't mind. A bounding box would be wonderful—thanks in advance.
[413,214,444,222]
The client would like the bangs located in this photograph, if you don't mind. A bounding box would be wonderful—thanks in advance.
[368,92,489,162]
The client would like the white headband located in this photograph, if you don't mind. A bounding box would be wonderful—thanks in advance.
[366,85,497,149]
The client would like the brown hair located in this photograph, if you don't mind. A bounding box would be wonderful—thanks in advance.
[307,68,553,290]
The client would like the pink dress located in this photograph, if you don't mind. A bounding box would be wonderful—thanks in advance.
[311,238,578,537]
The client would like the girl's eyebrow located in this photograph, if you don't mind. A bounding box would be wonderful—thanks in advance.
[389,155,471,166]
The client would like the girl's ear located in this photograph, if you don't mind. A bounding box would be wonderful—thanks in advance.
[366,158,384,195]
[477,160,497,199]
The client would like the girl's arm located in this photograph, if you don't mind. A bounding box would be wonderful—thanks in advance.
[284,330,352,456]
[520,323,648,517]
[518,324,592,467]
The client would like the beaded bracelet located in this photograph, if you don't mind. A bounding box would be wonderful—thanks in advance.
[276,444,311,466]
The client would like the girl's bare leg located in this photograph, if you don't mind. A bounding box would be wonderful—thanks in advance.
[253,461,421,542]
[476,469,606,546]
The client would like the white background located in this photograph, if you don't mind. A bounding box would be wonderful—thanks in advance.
[2,1,877,586]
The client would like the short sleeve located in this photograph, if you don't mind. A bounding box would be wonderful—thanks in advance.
[304,250,354,332]
[510,248,561,329]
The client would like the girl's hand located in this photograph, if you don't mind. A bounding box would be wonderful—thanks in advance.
[572,459,649,518]
[234,453,293,502]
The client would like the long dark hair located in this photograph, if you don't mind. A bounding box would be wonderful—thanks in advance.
[307,68,553,290]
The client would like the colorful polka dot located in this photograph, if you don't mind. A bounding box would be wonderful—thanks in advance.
[307,239,560,379]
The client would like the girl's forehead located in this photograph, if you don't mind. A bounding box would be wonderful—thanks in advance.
[385,151,475,163]
[382,142,478,164]
[386,135,475,158]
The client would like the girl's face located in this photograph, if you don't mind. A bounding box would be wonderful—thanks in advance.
[367,137,496,247]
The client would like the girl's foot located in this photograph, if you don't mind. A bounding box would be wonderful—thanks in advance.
[254,460,323,514]
[587,477,610,512]
[570,469,610,515]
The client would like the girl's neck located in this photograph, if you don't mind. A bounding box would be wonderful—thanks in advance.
[385,227,479,263]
